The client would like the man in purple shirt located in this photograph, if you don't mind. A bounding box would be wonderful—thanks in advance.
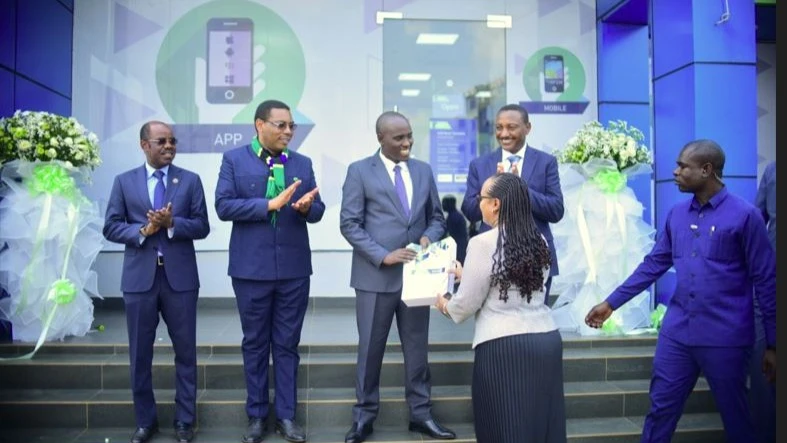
[585,140,776,443]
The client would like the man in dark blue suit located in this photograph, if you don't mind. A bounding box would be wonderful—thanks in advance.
[462,104,564,300]
[103,120,210,443]
[215,100,324,443]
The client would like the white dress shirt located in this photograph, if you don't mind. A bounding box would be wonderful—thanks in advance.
[501,145,527,176]
[139,163,174,244]
[379,151,413,210]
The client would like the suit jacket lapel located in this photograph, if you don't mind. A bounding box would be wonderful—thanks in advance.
[520,145,538,183]
[408,162,424,222]
[485,150,501,178]
[371,154,408,223]
[164,164,182,204]
[136,165,152,211]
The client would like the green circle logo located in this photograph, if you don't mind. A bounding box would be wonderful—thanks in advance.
[522,47,586,102]
[155,0,306,124]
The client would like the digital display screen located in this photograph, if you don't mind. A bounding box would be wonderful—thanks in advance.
[544,60,563,79]
[208,30,252,87]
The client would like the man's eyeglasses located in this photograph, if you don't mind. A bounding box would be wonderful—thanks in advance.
[146,137,178,146]
[476,194,494,200]
[265,121,297,131]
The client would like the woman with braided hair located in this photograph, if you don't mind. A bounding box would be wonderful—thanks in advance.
[435,172,566,443]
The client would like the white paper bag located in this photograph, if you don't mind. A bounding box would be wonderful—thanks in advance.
[401,237,457,307]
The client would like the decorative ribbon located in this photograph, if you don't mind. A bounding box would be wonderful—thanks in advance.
[601,315,623,335]
[650,303,667,331]
[592,169,627,194]
[576,170,635,335]
[2,163,82,361]
[27,162,80,202]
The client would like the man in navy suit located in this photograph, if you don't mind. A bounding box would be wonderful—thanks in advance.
[215,100,324,443]
[339,111,454,443]
[103,120,210,443]
[462,104,564,300]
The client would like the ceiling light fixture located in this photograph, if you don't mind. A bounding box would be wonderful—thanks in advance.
[416,33,459,45]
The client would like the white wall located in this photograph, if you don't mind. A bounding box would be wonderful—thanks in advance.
[73,0,599,297]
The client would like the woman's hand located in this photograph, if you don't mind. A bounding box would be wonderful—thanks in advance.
[450,260,463,282]
[434,292,450,318]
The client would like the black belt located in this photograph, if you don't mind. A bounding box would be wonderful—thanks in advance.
[157,255,165,266]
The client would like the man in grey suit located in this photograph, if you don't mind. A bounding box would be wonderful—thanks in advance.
[339,112,455,443]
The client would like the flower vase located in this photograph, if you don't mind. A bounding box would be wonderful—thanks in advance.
[0,159,103,348]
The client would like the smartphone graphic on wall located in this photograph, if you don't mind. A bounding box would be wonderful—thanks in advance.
[543,54,564,93]
[206,18,253,104]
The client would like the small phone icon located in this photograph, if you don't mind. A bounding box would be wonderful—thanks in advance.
[206,18,253,104]
[543,54,564,93]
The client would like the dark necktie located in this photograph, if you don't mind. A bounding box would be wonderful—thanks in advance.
[393,164,410,219]
[153,170,166,255]
[153,170,165,210]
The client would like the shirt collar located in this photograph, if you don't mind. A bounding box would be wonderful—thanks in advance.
[501,145,527,162]
[379,149,408,172]
[145,163,169,179]
[690,186,728,210]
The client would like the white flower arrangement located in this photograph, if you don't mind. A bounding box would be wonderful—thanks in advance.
[554,120,652,172]
[0,110,101,169]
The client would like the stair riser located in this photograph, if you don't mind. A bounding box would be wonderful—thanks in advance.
[0,357,656,390]
[0,389,716,429]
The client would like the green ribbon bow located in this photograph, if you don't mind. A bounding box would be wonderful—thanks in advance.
[592,169,627,194]
[28,163,79,202]
[47,279,77,305]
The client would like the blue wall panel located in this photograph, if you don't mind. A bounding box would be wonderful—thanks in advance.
[0,0,73,119]
[598,23,649,103]
[651,0,694,79]
[16,0,73,98]
[653,0,757,79]
[690,0,756,64]
[0,69,14,117]
[15,77,71,116]
[653,66,696,181]
[693,64,758,177]
[0,0,15,70]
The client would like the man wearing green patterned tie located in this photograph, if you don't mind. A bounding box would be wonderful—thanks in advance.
[215,100,325,443]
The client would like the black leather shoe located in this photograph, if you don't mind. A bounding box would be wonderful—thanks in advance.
[408,419,456,439]
[344,422,373,443]
[174,421,194,442]
[242,417,267,443]
[276,418,307,442]
[130,425,158,443]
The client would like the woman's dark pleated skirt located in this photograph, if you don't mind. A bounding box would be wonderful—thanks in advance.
[472,329,567,443]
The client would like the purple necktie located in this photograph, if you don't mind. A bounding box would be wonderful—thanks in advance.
[153,170,166,255]
[393,164,410,219]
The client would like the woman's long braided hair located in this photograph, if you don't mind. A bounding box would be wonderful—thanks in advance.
[488,173,551,303]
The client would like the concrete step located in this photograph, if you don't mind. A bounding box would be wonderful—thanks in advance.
[0,344,660,390]
[0,415,725,443]
[0,378,716,428]
[0,333,659,355]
